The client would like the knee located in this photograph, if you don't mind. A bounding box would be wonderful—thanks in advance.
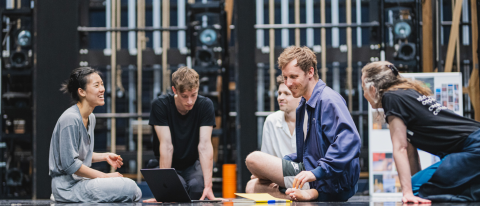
[245,179,258,193]
[245,151,262,170]
[134,186,142,202]
[124,178,142,197]
[189,177,204,192]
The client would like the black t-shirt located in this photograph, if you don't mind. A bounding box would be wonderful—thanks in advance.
[149,94,216,170]
[382,89,480,156]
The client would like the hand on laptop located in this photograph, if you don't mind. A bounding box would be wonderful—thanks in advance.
[200,187,216,200]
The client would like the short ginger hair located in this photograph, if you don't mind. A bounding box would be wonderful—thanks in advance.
[278,46,318,80]
[171,66,199,93]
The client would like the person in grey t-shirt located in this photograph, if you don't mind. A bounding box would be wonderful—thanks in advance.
[49,67,141,202]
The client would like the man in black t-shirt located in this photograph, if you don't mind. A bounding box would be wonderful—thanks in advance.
[146,67,216,202]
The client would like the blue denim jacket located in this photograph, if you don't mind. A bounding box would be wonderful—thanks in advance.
[285,80,361,194]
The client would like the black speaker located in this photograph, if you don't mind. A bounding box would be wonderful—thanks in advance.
[383,0,421,72]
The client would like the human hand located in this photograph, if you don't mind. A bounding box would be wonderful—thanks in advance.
[200,187,216,200]
[105,153,123,169]
[292,171,316,189]
[102,172,123,178]
[402,193,431,204]
[251,175,257,179]
[143,198,161,203]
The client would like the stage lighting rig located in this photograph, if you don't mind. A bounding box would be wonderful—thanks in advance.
[0,7,34,198]
[383,2,420,72]
[187,1,227,73]
[1,10,33,70]
[186,1,231,168]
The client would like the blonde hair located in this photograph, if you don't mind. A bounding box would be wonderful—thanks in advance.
[362,61,432,107]
[171,66,199,93]
[278,46,318,80]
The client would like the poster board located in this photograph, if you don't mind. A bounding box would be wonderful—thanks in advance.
[368,72,463,197]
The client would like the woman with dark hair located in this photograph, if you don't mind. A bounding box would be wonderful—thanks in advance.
[49,67,141,202]
[361,61,480,203]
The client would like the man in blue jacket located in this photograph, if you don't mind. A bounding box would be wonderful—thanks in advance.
[245,46,361,201]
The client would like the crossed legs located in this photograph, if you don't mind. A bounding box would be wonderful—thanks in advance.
[245,151,289,199]
[245,151,319,201]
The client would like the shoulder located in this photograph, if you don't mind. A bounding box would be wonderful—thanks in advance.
[319,86,347,106]
[265,111,284,124]
[383,89,419,103]
[57,106,81,127]
[196,95,214,107]
[155,94,172,103]
[89,113,96,124]
[152,94,173,107]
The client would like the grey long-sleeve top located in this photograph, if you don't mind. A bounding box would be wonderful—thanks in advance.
[49,105,94,182]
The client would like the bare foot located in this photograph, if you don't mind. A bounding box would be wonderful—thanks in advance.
[285,188,318,201]
[143,198,161,203]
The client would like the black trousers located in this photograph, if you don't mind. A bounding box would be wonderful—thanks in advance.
[176,160,204,200]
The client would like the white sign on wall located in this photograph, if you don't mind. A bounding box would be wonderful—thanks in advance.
[368,72,463,197]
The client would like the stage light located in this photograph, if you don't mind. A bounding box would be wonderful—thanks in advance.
[187,2,227,73]
[199,29,218,46]
[393,21,411,39]
[17,30,31,47]
[397,42,416,61]
[6,168,23,186]
[385,5,419,71]
[196,49,215,66]
[10,51,29,69]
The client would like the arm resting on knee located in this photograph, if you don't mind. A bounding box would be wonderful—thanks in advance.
[74,164,122,178]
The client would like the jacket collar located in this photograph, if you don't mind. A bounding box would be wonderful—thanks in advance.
[300,79,326,109]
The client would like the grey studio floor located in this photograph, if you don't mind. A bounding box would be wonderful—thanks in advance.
[2,196,480,206]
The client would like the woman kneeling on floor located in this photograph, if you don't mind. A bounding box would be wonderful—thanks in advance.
[49,67,142,202]
[362,61,480,203]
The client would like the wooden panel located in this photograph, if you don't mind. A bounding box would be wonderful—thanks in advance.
[469,0,480,121]
[321,0,327,83]
[269,0,275,111]
[422,0,434,72]
[162,0,170,93]
[444,0,463,72]
[225,0,234,41]
[346,0,352,111]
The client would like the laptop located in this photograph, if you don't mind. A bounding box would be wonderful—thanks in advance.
[141,168,222,203]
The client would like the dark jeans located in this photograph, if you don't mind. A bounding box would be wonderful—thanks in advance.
[176,160,205,200]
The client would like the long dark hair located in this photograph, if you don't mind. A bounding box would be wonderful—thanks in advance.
[362,61,432,108]
[60,67,102,102]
